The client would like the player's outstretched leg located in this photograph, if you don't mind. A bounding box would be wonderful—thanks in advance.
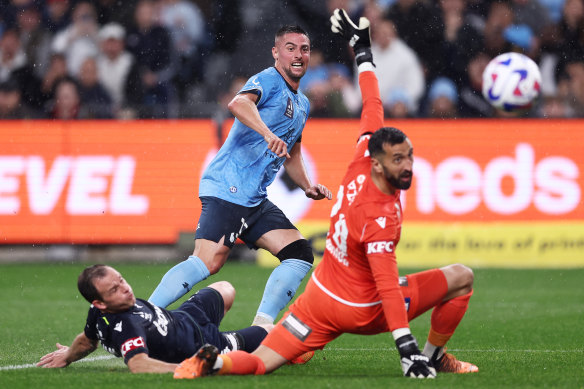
[175,345,268,378]
[148,255,211,307]
[174,344,219,379]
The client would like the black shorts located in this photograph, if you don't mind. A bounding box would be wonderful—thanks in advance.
[195,196,297,249]
[177,287,227,351]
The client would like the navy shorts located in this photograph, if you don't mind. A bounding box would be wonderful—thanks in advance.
[195,196,297,249]
[177,287,227,351]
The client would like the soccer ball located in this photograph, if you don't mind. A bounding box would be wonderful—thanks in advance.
[482,52,542,113]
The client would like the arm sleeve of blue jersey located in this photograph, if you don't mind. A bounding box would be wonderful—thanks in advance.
[239,73,278,108]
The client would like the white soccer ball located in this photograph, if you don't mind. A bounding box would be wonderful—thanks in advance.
[482,52,542,113]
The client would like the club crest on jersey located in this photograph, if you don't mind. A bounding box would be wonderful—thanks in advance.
[284,97,294,118]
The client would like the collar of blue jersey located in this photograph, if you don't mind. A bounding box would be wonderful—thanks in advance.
[273,67,298,94]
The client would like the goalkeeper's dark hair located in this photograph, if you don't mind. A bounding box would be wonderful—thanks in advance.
[368,127,408,159]
[78,264,109,302]
[275,25,309,42]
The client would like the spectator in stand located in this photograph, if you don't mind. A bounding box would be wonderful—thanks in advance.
[0,28,42,110]
[370,18,425,116]
[538,0,566,23]
[96,23,134,115]
[15,2,53,78]
[42,0,71,33]
[41,52,68,102]
[560,60,584,116]
[458,51,495,117]
[76,56,113,119]
[0,28,27,83]
[46,76,81,119]
[483,1,515,57]
[511,0,552,36]
[385,0,444,80]
[384,88,412,119]
[537,95,574,118]
[425,77,459,118]
[158,0,210,100]
[92,0,138,27]
[0,79,39,119]
[556,0,584,65]
[51,1,100,77]
[125,0,176,118]
[436,0,484,84]
[0,0,33,28]
[305,69,353,118]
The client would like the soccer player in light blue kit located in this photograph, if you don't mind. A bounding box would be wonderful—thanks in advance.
[149,25,332,326]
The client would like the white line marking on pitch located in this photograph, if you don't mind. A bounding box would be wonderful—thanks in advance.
[327,348,584,353]
[2,348,582,371]
[0,355,116,371]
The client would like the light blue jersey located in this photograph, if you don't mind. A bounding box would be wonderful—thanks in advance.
[199,67,310,206]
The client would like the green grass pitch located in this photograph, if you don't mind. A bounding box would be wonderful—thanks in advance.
[1,261,583,388]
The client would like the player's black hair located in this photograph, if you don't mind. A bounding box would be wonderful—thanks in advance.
[368,127,408,159]
[78,264,109,303]
[275,25,309,42]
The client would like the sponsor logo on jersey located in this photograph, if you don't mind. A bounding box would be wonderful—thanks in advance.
[114,321,122,332]
[120,336,145,357]
[366,240,395,254]
[229,186,237,193]
[285,97,294,118]
[375,217,386,229]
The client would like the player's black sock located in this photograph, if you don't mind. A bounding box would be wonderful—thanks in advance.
[222,326,269,353]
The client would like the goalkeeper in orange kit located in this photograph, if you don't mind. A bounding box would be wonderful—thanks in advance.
[174,8,479,380]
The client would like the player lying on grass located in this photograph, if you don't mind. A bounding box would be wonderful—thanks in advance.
[173,9,479,380]
[37,264,272,373]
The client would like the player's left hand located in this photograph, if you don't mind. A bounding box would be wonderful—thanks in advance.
[305,184,332,200]
[37,343,70,368]
[330,8,371,51]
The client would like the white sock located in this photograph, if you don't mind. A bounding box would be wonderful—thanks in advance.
[252,312,274,326]
[212,356,224,371]
[423,341,444,361]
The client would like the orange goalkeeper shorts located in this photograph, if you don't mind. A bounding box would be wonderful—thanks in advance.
[262,268,447,361]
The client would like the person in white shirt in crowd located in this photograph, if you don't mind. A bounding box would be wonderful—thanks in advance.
[96,23,134,115]
[370,18,425,116]
[51,1,100,77]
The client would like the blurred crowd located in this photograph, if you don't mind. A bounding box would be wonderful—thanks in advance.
[1,0,583,120]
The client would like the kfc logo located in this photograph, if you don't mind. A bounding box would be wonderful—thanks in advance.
[366,241,395,254]
[120,336,145,357]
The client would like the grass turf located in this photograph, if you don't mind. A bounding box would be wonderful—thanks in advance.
[1,261,583,388]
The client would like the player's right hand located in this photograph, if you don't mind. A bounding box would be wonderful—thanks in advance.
[265,133,290,158]
[330,9,371,51]
[395,334,436,379]
[37,343,70,368]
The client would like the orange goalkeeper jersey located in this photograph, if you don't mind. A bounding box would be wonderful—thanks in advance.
[312,70,409,332]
